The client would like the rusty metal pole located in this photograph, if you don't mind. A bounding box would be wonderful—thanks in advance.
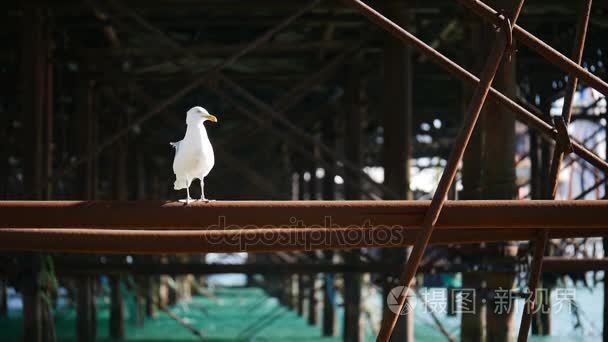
[516,2,592,341]
[375,0,526,338]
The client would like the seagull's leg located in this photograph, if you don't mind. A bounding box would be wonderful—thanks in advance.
[200,177,214,202]
[186,178,192,204]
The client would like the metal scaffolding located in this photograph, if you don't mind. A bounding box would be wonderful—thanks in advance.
[338,0,608,340]
[4,0,608,341]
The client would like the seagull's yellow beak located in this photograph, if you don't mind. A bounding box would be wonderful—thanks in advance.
[207,114,218,123]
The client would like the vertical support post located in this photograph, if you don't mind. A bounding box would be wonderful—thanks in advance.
[604,93,608,342]
[109,276,125,338]
[77,276,96,342]
[322,115,336,201]
[517,1,592,341]
[322,270,336,336]
[20,6,56,342]
[20,8,43,342]
[292,274,299,310]
[343,252,362,342]
[298,274,306,316]
[481,1,519,340]
[531,278,551,336]
[461,273,486,342]
[308,274,318,326]
[381,1,414,340]
[76,80,98,342]
[604,238,608,342]
[146,277,158,318]
[382,0,412,202]
[343,61,363,342]
[0,278,7,316]
[321,115,336,336]
[134,276,145,327]
[460,13,486,340]
[22,255,42,342]
[375,0,525,338]
[44,27,54,200]
[109,98,127,339]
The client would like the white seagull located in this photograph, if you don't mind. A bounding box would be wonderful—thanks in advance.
[171,106,218,203]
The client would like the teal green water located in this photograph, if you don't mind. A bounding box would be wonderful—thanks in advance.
[0,284,602,341]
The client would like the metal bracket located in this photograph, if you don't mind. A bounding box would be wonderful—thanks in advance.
[495,11,514,60]
[554,116,573,154]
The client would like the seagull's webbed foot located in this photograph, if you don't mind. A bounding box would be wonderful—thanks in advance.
[199,198,215,203]
[179,197,194,204]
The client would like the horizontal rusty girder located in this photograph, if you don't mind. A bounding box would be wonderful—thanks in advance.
[1,200,608,229]
[44,258,607,276]
[0,200,606,254]
[0,227,602,254]
[542,257,608,273]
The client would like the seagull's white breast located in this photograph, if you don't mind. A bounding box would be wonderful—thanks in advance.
[172,124,214,189]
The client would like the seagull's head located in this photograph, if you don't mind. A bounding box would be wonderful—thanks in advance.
[186,106,218,126]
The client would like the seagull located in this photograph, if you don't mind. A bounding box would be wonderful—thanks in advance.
[171,106,218,204]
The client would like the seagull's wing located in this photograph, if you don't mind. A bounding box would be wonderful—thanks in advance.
[170,140,182,153]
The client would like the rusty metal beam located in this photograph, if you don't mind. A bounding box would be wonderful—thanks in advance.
[0,226,603,255]
[1,200,608,230]
[542,257,608,273]
[41,258,606,276]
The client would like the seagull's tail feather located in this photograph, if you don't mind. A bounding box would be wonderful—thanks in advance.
[174,178,189,190]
